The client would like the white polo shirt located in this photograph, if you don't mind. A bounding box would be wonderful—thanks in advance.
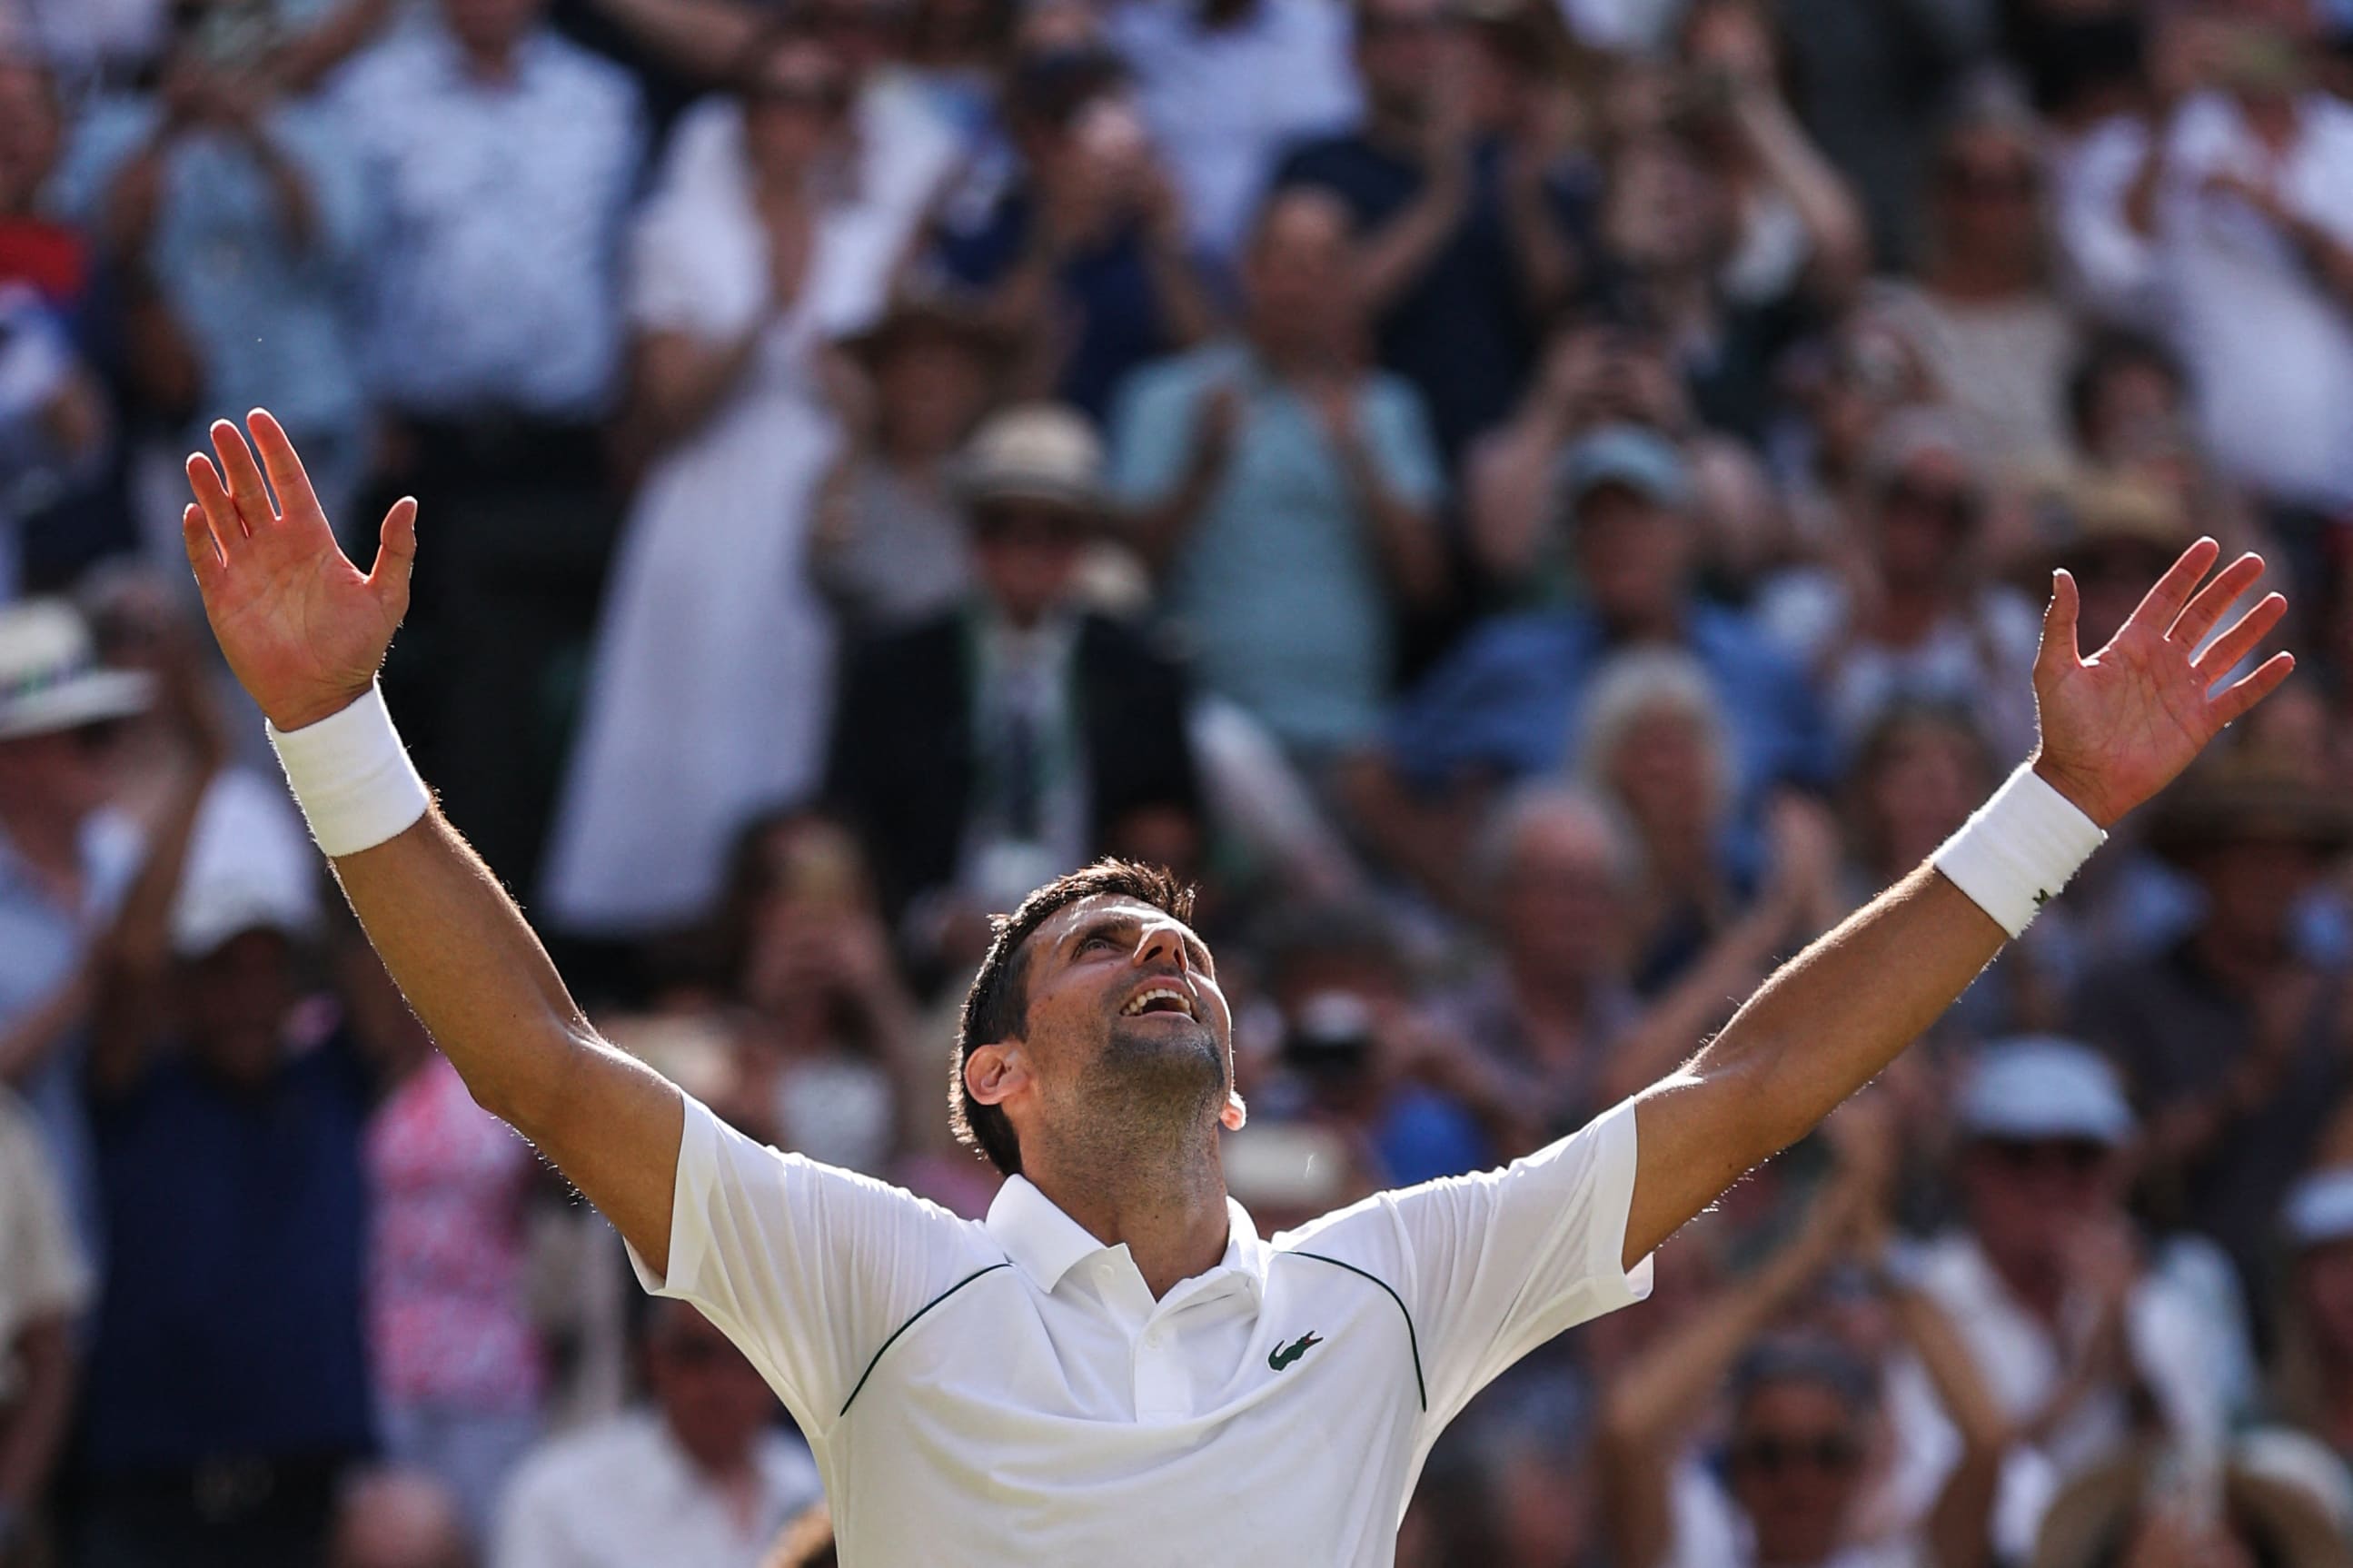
[631,1095,1653,1566]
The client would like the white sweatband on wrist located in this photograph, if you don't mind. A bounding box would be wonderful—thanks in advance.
[1931,762,2107,939]
[266,683,432,858]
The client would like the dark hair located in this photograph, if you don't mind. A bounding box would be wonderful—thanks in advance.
[951,859,1196,1176]
[2065,328,2185,450]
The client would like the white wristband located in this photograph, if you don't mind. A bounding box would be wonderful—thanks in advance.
[1931,763,2107,938]
[266,683,432,858]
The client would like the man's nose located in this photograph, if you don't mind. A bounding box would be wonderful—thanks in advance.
[1136,923,1189,972]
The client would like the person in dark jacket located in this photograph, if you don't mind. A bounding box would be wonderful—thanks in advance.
[826,402,1202,965]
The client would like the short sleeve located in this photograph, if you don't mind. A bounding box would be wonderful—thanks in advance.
[1381,1097,1652,1423]
[628,1095,975,1436]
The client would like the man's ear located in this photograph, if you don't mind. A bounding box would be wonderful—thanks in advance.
[1220,1089,1246,1132]
[965,1040,1028,1107]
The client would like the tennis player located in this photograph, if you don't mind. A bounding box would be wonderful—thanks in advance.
[183,410,2291,1565]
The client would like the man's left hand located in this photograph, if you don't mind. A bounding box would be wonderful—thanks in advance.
[2029,538,2292,829]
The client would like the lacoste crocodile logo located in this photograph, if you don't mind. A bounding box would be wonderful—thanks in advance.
[1268,1332,1323,1372]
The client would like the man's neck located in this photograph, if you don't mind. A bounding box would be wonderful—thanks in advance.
[1022,1138,1233,1299]
[456,35,524,86]
[2187,921,2286,997]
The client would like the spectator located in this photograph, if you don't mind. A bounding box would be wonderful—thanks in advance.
[1274,0,1589,467]
[1573,648,1750,991]
[328,1469,473,1568]
[1673,1,1870,314]
[1770,0,1992,271]
[705,809,915,1179]
[2135,15,2353,560]
[1758,411,2041,760]
[1361,424,1825,907]
[1246,898,1498,1187]
[57,2,370,533]
[336,0,645,895]
[1911,1038,2258,1556]
[2029,1436,2353,1568]
[829,402,1201,934]
[1428,788,1644,1146]
[1111,186,1445,763]
[809,303,1007,638]
[2072,754,2353,1309]
[918,41,1216,423]
[71,771,373,1568]
[1598,1111,2007,1568]
[0,1083,90,1567]
[352,910,546,1544]
[1099,0,1358,262]
[0,600,152,1254]
[490,1300,821,1568]
[2278,1166,2353,1468]
[1864,92,2079,476]
[543,25,858,940]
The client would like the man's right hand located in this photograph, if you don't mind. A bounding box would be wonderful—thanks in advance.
[183,410,419,731]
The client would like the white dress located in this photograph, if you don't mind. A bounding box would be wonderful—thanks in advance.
[541,110,898,936]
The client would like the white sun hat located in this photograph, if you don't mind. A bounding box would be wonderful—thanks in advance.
[0,599,153,742]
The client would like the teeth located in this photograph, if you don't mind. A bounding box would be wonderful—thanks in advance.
[1122,987,1189,1017]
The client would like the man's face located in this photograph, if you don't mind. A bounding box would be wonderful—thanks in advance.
[648,1304,779,1474]
[1726,1380,1867,1566]
[180,928,297,1087]
[1354,0,1451,120]
[439,0,549,57]
[1570,484,1690,630]
[1961,1136,2118,1275]
[1243,193,1355,354]
[1495,810,1622,980]
[1872,452,1976,588]
[2195,839,2321,951]
[0,725,114,819]
[2298,1239,2353,1362]
[967,895,1241,1152]
[969,501,1089,624]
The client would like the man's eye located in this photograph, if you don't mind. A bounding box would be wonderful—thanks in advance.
[1081,934,1120,953]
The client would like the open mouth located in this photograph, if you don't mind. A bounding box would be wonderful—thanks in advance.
[1119,983,1196,1020]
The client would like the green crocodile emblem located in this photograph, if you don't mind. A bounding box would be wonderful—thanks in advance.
[1268,1331,1323,1372]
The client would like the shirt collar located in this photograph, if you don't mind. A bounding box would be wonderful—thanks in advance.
[986,1175,1270,1301]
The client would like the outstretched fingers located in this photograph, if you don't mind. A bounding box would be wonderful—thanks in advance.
[2168,551,2268,649]
[245,409,323,526]
[2125,536,2222,637]
[208,418,278,533]
[2209,650,2297,729]
[187,451,243,549]
[2192,590,2288,683]
[182,502,224,591]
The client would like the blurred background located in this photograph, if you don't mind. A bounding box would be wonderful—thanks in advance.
[4,0,2353,1564]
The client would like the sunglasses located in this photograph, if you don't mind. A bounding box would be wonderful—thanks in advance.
[971,508,1089,549]
[73,719,125,752]
[1882,477,1977,529]
[1731,1433,1862,1477]
[1980,1137,2109,1176]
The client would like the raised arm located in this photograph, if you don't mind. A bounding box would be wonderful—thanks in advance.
[1620,540,2292,1270]
[181,412,686,1275]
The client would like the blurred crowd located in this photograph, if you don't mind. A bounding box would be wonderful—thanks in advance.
[5,0,2353,1564]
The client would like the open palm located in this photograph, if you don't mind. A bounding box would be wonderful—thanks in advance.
[2030,538,2294,829]
[183,411,418,732]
